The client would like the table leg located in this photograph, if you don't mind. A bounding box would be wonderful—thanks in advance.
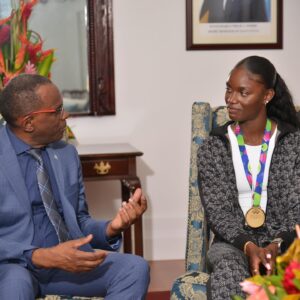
[121,178,144,257]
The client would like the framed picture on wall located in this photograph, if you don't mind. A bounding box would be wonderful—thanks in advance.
[186,0,283,50]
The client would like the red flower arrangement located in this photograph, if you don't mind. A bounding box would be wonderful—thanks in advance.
[0,0,55,90]
[282,261,300,295]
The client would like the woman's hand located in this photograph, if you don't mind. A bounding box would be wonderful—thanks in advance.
[245,242,273,276]
[263,243,279,275]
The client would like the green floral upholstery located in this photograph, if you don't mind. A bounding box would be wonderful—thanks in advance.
[171,102,229,300]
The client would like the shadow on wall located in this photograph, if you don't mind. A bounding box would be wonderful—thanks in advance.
[137,158,155,259]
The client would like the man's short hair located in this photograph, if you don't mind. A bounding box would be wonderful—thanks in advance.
[0,74,52,126]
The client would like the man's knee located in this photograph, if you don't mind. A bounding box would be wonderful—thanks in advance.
[0,264,36,299]
[108,253,150,291]
[117,254,150,281]
[106,254,149,299]
[131,255,150,281]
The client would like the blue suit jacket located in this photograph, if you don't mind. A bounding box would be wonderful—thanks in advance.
[0,126,116,267]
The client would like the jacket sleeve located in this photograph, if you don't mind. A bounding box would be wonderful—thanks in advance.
[267,133,300,250]
[0,239,37,266]
[197,137,255,251]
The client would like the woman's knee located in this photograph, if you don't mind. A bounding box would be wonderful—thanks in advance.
[208,243,247,268]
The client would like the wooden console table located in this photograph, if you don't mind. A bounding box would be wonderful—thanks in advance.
[75,143,144,256]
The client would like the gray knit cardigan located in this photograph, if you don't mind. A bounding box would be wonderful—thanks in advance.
[197,120,300,252]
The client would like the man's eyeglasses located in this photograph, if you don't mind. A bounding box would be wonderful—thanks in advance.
[21,105,65,121]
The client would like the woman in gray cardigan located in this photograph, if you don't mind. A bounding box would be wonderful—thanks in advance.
[197,56,300,299]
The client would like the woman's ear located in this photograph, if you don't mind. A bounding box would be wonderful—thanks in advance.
[264,88,275,105]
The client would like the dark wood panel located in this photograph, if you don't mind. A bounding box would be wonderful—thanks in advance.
[87,0,115,115]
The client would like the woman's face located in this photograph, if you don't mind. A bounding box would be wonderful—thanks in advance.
[225,66,273,122]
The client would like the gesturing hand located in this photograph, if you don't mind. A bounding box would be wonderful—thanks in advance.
[106,188,147,238]
[32,234,107,272]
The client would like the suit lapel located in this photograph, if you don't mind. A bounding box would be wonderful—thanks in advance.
[0,127,31,213]
[47,147,65,192]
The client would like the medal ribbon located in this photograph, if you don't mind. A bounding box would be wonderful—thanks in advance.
[234,119,272,207]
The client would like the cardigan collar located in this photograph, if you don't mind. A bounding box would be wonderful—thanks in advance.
[211,118,299,142]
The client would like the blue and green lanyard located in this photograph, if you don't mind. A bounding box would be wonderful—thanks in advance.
[234,119,272,208]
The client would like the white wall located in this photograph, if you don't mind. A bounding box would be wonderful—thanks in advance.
[67,0,300,260]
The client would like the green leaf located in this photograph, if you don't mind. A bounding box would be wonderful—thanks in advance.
[231,296,244,300]
[37,51,54,77]
[293,278,300,290]
[263,284,280,300]
[276,286,287,298]
[267,275,284,288]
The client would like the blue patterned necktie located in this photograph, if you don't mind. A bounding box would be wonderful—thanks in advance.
[28,148,69,243]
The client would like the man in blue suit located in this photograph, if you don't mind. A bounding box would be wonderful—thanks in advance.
[0,74,150,299]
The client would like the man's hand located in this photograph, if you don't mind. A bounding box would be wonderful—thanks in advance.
[106,188,147,238]
[32,234,107,272]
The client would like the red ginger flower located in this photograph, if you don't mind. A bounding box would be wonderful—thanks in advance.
[0,15,12,26]
[20,0,38,30]
[282,261,300,294]
[0,24,10,46]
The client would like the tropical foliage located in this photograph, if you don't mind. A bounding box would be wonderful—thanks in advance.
[0,0,55,90]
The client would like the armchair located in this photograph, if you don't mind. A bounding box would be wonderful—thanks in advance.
[170,102,300,299]
[171,102,229,300]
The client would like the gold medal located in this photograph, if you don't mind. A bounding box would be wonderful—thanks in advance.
[245,207,265,228]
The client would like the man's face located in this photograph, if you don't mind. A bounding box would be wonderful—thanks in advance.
[30,83,68,146]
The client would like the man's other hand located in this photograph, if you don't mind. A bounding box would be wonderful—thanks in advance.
[32,234,106,272]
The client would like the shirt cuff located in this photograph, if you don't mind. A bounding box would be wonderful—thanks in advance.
[106,234,122,250]
[104,221,122,250]
[277,230,296,252]
[233,233,255,252]
[23,249,37,270]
